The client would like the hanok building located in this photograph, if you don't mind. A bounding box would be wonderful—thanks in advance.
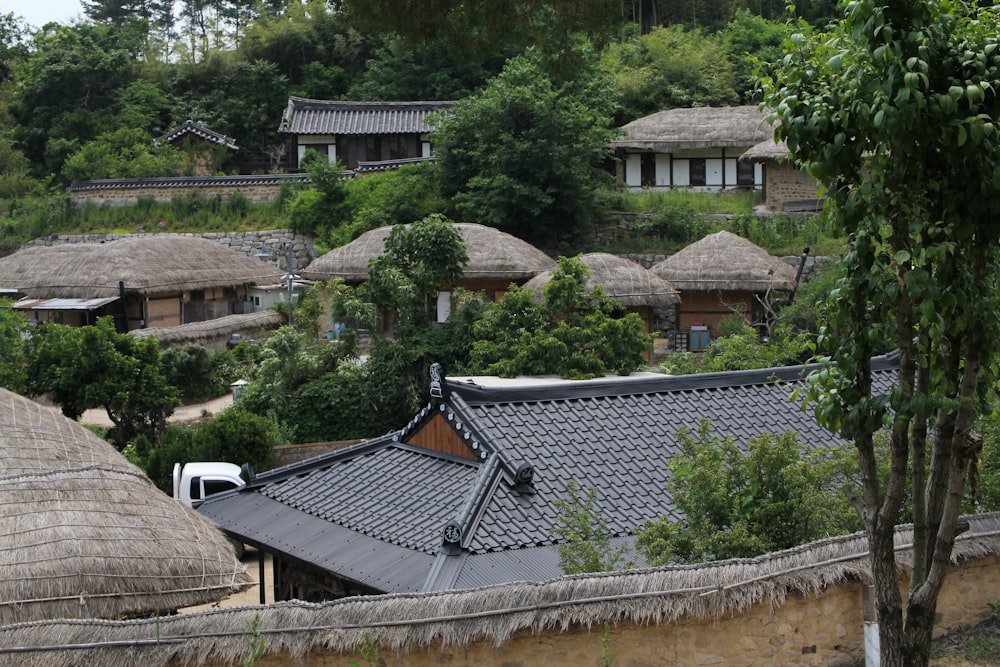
[649,231,799,348]
[0,236,281,331]
[198,354,900,603]
[611,106,773,192]
[277,98,454,173]
[522,252,680,354]
[301,222,556,325]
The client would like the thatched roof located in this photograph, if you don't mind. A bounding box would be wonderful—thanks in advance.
[301,223,555,283]
[130,310,285,345]
[740,138,791,163]
[523,253,679,312]
[0,389,253,624]
[1,513,997,667]
[650,231,798,292]
[0,236,283,299]
[610,106,773,152]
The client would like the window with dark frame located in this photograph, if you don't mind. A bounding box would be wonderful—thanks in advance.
[689,158,707,186]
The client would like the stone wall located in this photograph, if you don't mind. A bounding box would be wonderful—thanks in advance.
[190,554,1000,667]
[66,174,310,207]
[23,230,318,272]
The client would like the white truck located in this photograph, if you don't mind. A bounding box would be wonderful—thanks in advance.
[172,461,254,557]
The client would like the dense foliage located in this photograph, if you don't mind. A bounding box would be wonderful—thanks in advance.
[636,421,861,564]
[468,256,652,379]
[765,1,1000,663]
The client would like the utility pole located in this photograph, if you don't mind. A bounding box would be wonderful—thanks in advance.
[285,243,294,327]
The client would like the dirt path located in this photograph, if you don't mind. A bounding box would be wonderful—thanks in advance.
[80,394,235,428]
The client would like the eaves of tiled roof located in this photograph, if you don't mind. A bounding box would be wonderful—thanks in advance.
[278,97,454,136]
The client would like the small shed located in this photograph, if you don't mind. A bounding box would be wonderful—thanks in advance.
[0,236,281,331]
[0,388,252,623]
[740,138,823,212]
[155,120,238,176]
[650,231,798,346]
[611,106,772,192]
[302,222,555,323]
[522,252,680,339]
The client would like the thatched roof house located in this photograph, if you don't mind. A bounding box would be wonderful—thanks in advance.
[522,252,679,334]
[610,106,773,191]
[1,512,997,666]
[0,236,281,331]
[650,231,799,343]
[302,223,555,324]
[197,354,899,603]
[0,388,252,624]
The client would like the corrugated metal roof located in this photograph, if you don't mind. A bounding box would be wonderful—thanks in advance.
[278,97,454,136]
[13,296,119,310]
[200,354,900,596]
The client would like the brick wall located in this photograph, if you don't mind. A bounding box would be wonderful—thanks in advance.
[765,162,821,211]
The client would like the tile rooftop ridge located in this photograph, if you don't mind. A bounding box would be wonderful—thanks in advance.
[447,352,900,405]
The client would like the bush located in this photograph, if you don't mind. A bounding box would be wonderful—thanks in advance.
[160,345,237,401]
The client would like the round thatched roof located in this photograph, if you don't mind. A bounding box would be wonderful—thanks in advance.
[301,223,555,283]
[0,236,283,299]
[523,253,679,313]
[650,231,798,292]
[610,106,773,152]
[740,138,791,163]
[0,389,252,623]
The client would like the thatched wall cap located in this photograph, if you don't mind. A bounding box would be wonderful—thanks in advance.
[1,513,997,666]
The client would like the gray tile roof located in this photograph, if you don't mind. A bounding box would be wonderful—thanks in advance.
[155,119,238,150]
[199,354,900,596]
[278,97,454,136]
[67,174,311,192]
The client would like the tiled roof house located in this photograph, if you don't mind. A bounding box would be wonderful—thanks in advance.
[278,97,454,172]
[199,354,900,603]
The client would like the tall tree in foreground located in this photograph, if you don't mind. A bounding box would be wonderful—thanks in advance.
[765,2,1000,664]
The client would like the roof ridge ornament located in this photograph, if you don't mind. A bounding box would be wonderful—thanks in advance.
[429,362,448,403]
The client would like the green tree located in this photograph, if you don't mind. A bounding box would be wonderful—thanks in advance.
[720,11,789,103]
[25,318,179,448]
[636,421,861,564]
[554,480,634,574]
[433,47,618,248]
[340,0,621,57]
[363,214,468,332]
[0,298,28,394]
[288,149,350,238]
[10,22,142,177]
[660,319,813,375]
[765,2,1000,663]
[469,256,652,379]
[601,25,739,124]
[61,127,186,180]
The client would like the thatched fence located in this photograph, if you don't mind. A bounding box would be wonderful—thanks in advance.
[1,514,998,667]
